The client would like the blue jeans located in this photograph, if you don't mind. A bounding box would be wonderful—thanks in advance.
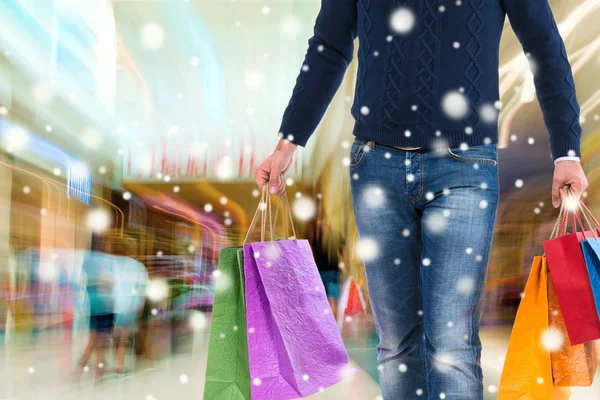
[349,138,499,400]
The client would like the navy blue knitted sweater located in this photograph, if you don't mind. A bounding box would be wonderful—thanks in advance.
[278,0,582,161]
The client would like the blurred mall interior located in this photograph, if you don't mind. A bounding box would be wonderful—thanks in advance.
[1,0,600,399]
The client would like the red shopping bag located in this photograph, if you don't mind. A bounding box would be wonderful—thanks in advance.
[542,192,600,346]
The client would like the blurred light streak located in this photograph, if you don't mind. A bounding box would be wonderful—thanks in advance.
[162,3,226,122]
[116,36,153,114]
[0,161,125,237]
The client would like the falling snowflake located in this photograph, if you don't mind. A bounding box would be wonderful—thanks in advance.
[402,229,410,237]
[280,16,302,37]
[453,42,460,49]
[216,157,234,180]
[147,278,169,301]
[432,352,455,373]
[360,106,370,115]
[416,389,423,396]
[541,327,564,351]
[422,258,431,266]
[293,196,316,220]
[140,23,165,50]
[439,5,446,12]
[479,200,488,209]
[190,311,207,331]
[262,242,283,262]
[32,82,54,103]
[424,211,448,234]
[479,104,498,123]
[246,70,265,89]
[442,91,469,120]
[394,258,401,265]
[528,137,535,145]
[537,377,544,384]
[390,7,415,34]
[399,363,408,372]
[356,237,379,261]
[515,179,523,188]
[362,186,386,208]
[456,276,475,295]
[302,64,310,72]
[404,130,411,137]
[81,129,102,150]
[488,385,498,393]
[215,271,231,292]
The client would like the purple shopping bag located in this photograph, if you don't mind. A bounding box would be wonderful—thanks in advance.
[241,187,357,400]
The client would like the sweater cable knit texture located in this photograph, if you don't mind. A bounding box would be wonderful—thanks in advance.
[277,0,582,162]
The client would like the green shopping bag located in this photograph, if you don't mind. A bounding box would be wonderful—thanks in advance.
[203,247,250,400]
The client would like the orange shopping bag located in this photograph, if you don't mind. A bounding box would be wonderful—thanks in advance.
[498,256,571,400]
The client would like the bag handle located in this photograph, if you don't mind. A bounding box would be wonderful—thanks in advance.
[553,187,598,240]
[568,188,600,241]
[243,183,298,244]
[243,184,270,244]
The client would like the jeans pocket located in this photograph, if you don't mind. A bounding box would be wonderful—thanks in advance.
[446,143,498,165]
[349,139,372,169]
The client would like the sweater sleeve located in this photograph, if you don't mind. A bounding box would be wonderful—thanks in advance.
[502,0,582,161]
[277,0,358,147]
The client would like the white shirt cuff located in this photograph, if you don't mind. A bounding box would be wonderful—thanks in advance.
[554,156,580,164]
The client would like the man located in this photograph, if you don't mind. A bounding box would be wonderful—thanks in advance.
[77,237,115,378]
[255,1,588,399]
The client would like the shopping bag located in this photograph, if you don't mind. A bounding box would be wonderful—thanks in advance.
[243,186,356,400]
[548,272,600,387]
[582,239,600,320]
[203,247,251,400]
[498,256,556,399]
[578,199,600,320]
[542,192,600,346]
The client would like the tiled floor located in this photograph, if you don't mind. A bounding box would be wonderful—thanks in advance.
[1,326,599,399]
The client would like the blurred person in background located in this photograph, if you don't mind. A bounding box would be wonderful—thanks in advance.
[255,0,588,398]
[111,237,148,375]
[76,235,115,378]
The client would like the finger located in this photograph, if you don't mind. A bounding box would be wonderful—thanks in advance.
[552,180,561,208]
[255,167,269,191]
[275,177,286,196]
[269,167,282,195]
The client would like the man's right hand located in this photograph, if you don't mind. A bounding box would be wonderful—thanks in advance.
[255,139,298,196]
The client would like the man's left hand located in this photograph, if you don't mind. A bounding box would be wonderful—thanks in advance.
[552,160,588,208]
